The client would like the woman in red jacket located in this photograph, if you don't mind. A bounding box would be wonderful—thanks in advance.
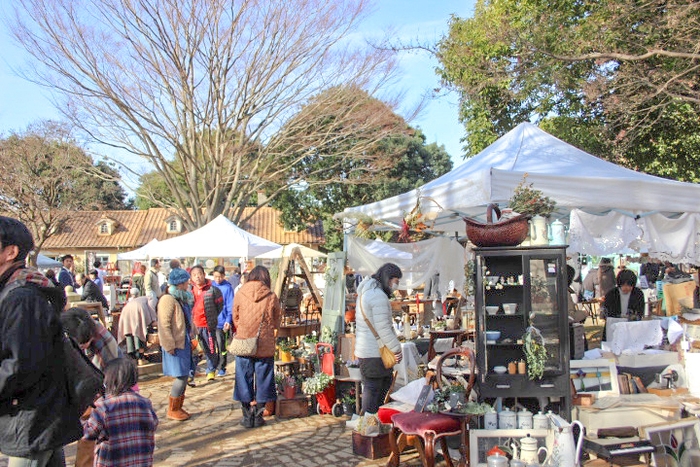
[232,265,281,428]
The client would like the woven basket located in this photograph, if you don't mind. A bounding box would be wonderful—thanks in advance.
[463,204,531,247]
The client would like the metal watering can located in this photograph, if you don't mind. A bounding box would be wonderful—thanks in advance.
[544,413,584,467]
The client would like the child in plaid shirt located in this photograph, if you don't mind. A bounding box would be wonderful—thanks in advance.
[83,358,158,467]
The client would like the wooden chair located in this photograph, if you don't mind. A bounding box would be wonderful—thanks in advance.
[386,347,476,467]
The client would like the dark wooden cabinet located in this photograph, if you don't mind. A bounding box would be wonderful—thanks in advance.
[475,246,571,419]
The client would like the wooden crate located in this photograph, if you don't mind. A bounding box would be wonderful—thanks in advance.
[275,394,309,419]
[352,431,391,459]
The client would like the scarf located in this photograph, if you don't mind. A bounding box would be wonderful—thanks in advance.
[168,286,194,306]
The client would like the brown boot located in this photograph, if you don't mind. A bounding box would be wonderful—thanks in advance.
[178,395,190,418]
[167,395,190,421]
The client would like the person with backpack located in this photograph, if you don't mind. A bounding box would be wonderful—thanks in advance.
[0,216,83,466]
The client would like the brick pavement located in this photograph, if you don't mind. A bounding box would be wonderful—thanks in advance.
[0,372,429,467]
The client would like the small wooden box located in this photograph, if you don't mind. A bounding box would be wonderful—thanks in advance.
[352,431,391,459]
[275,394,309,419]
[572,393,596,406]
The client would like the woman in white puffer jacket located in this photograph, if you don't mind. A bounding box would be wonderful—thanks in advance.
[355,263,403,413]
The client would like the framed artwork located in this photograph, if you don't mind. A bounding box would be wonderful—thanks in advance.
[469,429,553,467]
[569,358,620,397]
[641,417,700,467]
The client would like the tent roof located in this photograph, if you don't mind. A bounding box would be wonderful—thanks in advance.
[254,243,327,259]
[337,122,700,233]
[117,238,160,261]
[36,253,62,268]
[148,215,280,259]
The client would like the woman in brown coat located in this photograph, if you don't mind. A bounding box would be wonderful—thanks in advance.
[232,265,281,428]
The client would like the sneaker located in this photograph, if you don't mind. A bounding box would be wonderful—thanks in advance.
[206,371,216,381]
[217,370,226,377]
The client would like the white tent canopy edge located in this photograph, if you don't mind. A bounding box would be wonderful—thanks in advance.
[337,122,700,262]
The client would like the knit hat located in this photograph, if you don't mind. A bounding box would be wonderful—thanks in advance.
[168,268,190,285]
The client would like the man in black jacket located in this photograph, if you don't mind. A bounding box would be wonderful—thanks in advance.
[0,216,82,466]
[75,272,109,310]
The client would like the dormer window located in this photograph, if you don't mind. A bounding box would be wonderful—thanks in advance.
[96,217,118,236]
[165,215,182,234]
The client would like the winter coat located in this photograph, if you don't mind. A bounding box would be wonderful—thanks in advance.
[157,294,194,354]
[80,278,108,309]
[602,287,646,320]
[355,277,401,359]
[232,281,281,358]
[192,280,222,333]
[211,279,234,330]
[0,266,83,457]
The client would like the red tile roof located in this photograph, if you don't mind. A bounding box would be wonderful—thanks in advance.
[42,207,324,251]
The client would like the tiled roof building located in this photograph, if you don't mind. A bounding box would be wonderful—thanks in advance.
[41,207,324,272]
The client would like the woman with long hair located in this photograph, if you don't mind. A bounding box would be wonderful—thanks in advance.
[355,263,404,414]
[232,265,281,428]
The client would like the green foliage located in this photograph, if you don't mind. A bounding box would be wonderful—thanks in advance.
[508,175,556,217]
[302,372,333,395]
[436,0,700,181]
[272,128,453,252]
[277,338,295,353]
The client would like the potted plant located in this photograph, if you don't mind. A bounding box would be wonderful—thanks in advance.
[345,358,361,380]
[302,331,318,352]
[302,372,333,395]
[282,374,297,399]
[523,326,547,380]
[342,389,356,416]
[277,338,295,362]
[508,174,556,218]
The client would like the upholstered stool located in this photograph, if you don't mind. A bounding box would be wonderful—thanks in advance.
[387,411,460,467]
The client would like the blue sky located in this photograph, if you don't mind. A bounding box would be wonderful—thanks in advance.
[0,1,475,168]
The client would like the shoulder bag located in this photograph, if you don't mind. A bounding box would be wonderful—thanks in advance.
[358,293,397,369]
[227,310,264,357]
[0,282,104,415]
[62,331,105,415]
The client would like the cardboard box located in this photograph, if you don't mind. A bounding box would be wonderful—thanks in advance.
[647,387,689,397]
[275,395,309,419]
[352,431,391,459]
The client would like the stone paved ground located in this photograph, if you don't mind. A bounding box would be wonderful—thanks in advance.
[0,371,430,467]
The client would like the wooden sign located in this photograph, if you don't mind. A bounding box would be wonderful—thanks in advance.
[413,385,432,412]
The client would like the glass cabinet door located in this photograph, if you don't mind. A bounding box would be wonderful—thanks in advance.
[527,255,564,374]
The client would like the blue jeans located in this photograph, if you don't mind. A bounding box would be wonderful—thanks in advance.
[196,327,219,373]
[8,448,65,467]
[233,356,275,404]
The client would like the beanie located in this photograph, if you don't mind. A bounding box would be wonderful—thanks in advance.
[168,268,190,286]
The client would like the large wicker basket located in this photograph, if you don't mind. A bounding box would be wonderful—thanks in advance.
[463,204,531,247]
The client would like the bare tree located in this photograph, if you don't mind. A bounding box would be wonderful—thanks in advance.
[9,0,405,230]
[0,121,127,261]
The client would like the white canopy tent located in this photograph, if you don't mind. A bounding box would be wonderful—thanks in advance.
[116,238,160,261]
[148,214,280,259]
[254,242,326,260]
[347,236,466,296]
[338,123,700,263]
[36,253,62,268]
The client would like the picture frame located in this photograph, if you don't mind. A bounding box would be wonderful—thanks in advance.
[569,358,620,397]
[641,417,700,467]
[469,429,553,467]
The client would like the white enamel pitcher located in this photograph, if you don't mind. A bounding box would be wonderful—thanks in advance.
[529,215,549,246]
[549,219,567,245]
[545,414,584,467]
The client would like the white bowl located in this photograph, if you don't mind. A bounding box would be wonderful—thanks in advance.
[485,306,499,315]
[493,366,507,374]
[503,303,518,315]
[485,330,501,341]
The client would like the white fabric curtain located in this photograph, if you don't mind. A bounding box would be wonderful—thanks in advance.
[568,209,700,263]
[347,236,466,299]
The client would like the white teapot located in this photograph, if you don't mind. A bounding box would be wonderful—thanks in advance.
[519,435,548,465]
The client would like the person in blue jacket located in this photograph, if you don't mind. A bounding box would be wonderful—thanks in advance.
[211,265,234,377]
